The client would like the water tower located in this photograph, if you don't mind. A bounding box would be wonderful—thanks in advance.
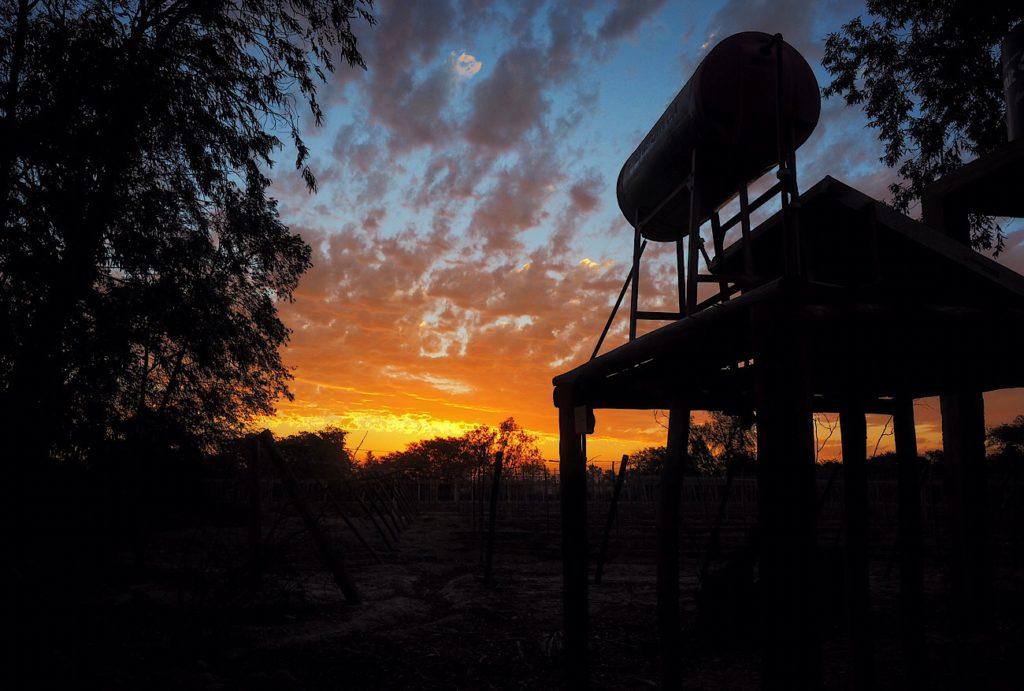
[553,31,1024,690]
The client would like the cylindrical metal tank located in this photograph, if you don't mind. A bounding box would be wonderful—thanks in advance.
[616,32,821,241]
[1002,22,1024,142]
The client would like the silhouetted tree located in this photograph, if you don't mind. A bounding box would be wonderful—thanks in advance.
[629,413,755,476]
[276,426,353,478]
[987,415,1024,460]
[0,1,374,462]
[823,2,1023,252]
[372,418,543,480]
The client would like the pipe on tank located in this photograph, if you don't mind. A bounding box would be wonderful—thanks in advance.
[1002,22,1024,142]
[616,32,821,242]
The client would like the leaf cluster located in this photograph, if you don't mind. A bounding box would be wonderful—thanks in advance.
[822,1,1023,252]
[0,1,374,460]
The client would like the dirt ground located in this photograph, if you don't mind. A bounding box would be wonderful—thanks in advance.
[6,498,1024,690]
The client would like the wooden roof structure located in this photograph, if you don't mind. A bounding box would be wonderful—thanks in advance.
[553,175,1024,416]
[551,166,1024,689]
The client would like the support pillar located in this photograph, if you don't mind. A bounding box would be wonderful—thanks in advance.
[940,392,990,626]
[657,408,690,689]
[559,405,589,688]
[840,409,873,689]
[753,307,821,691]
[893,398,924,686]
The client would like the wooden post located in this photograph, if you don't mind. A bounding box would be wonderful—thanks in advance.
[752,308,821,690]
[484,451,504,585]
[700,456,737,586]
[940,392,990,626]
[840,408,874,689]
[257,431,360,604]
[559,405,588,689]
[595,454,629,584]
[893,397,924,685]
[657,408,690,689]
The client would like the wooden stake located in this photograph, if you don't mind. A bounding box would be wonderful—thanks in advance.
[595,454,629,584]
[257,431,360,604]
[699,456,737,586]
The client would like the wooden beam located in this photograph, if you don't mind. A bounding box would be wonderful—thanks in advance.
[657,408,690,690]
[841,408,874,689]
[559,406,588,688]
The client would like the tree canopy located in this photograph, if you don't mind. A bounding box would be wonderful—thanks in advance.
[629,413,755,476]
[0,1,374,462]
[822,1,1023,252]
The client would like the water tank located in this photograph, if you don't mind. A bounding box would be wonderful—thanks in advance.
[616,32,821,241]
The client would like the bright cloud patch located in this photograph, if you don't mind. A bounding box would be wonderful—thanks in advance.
[383,366,474,395]
[451,51,482,78]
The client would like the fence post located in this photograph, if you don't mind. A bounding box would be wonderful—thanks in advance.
[595,454,629,584]
[484,451,504,585]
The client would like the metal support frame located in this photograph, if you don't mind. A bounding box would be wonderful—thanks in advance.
[589,35,802,358]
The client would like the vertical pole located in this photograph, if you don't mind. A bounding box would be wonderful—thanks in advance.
[686,150,700,316]
[840,408,874,689]
[595,454,629,584]
[710,212,730,300]
[893,397,924,685]
[752,307,821,690]
[559,405,589,688]
[700,457,737,585]
[630,218,641,341]
[484,451,504,585]
[940,392,990,626]
[657,408,690,689]
[738,182,755,278]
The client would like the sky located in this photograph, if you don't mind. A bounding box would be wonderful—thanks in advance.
[261,0,1024,467]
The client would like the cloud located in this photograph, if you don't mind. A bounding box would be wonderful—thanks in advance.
[597,0,668,41]
[467,148,561,253]
[704,0,826,60]
[465,46,551,150]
